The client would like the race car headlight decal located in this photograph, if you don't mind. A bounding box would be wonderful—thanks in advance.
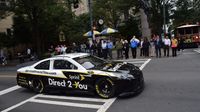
[119,74,135,79]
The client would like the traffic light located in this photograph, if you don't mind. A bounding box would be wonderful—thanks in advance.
[73,0,79,9]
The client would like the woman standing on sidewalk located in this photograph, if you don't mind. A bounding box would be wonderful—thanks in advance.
[143,37,150,57]
[150,36,156,57]
[123,40,129,59]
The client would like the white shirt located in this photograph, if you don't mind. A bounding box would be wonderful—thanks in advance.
[164,38,171,46]
[27,49,31,55]
[102,42,107,49]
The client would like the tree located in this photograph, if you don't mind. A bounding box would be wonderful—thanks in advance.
[149,0,174,35]
[171,0,194,27]
[13,0,74,57]
[93,0,139,28]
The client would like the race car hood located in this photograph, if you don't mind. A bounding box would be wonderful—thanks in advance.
[92,61,138,79]
[94,61,138,72]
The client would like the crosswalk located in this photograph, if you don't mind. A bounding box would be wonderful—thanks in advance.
[1,59,151,112]
[194,49,200,54]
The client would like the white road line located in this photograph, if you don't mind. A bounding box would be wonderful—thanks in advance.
[38,94,107,102]
[139,59,151,70]
[1,94,40,112]
[116,59,148,62]
[122,61,146,64]
[0,85,21,96]
[96,98,116,112]
[97,59,151,112]
[194,50,200,53]
[29,99,101,109]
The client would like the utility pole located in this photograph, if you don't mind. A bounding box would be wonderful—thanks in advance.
[88,0,94,43]
[163,0,166,37]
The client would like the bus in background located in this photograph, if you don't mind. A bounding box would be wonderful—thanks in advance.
[176,24,200,48]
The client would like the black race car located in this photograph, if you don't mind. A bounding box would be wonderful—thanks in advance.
[17,53,144,98]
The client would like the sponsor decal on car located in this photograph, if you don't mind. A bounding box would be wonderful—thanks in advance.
[48,78,66,87]
[73,81,88,90]
[48,78,88,90]
[25,70,57,75]
[67,74,85,81]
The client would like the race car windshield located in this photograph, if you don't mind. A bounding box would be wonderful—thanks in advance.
[74,55,107,69]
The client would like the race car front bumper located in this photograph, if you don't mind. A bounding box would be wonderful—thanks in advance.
[114,71,144,96]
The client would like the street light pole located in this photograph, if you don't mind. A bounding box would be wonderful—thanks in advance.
[163,0,166,37]
[88,0,94,40]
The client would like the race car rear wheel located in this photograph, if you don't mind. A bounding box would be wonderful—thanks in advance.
[95,78,115,98]
[31,78,44,93]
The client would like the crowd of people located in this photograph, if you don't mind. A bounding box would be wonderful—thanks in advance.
[48,35,183,60]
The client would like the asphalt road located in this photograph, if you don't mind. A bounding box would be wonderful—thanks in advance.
[0,49,200,112]
[108,49,200,112]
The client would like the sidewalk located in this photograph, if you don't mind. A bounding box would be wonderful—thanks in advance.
[0,59,37,72]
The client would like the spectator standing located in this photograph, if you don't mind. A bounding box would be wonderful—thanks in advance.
[97,41,102,57]
[150,36,155,57]
[80,44,85,52]
[55,45,61,54]
[154,35,162,58]
[140,38,144,56]
[123,40,129,59]
[61,45,67,54]
[72,43,78,52]
[27,48,31,58]
[163,36,171,57]
[102,40,108,59]
[48,45,54,56]
[171,37,178,57]
[130,36,140,58]
[115,39,123,59]
[178,37,184,52]
[143,37,150,57]
[107,40,113,59]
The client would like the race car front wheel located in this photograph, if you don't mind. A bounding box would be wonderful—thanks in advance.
[95,78,115,98]
[31,78,44,93]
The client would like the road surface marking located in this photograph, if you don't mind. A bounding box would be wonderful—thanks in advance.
[29,99,102,109]
[97,59,151,112]
[1,94,40,112]
[96,98,116,112]
[0,85,21,96]
[38,94,107,102]
[194,50,200,54]
[139,59,151,70]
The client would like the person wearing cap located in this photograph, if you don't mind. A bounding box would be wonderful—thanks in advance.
[130,36,140,58]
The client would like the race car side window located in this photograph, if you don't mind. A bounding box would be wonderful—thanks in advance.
[53,60,77,70]
[35,60,50,70]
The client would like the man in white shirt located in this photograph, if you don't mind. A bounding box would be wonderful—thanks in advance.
[163,36,171,57]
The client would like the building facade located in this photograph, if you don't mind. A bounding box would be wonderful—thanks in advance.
[0,0,13,33]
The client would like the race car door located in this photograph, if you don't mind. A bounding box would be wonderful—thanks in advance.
[52,59,90,91]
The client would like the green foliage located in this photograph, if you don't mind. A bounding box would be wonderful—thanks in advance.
[171,0,200,27]
[172,0,194,27]
[0,33,15,48]
[118,17,141,39]
[93,0,140,39]
[150,0,174,34]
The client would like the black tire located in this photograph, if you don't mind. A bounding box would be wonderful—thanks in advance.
[95,78,115,99]
[31,78,44,93]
